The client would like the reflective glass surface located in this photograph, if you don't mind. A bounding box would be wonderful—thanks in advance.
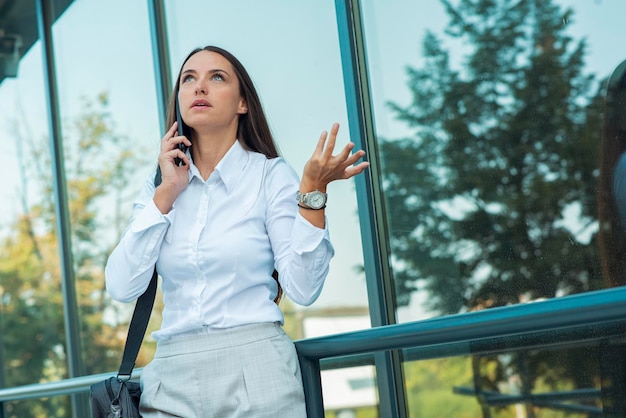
[50,0,160,373]
[3,397,72,418]
[321,365,378,418]
[4,1,626,416]
[0,2,68,415]
[361,0,626,323]
[401,340,618,417]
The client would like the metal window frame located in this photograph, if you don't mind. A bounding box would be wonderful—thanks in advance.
[334,0,407,416]
[147,0,172,133]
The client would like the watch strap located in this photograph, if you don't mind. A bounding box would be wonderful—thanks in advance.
[298,203,326,210]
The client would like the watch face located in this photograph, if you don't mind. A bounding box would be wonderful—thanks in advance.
[308,192,326,209]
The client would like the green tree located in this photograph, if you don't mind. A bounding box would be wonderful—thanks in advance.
[0,93,147,417]
[383,0,603,313]
[381,0,607,414]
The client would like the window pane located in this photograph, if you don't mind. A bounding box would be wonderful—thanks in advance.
[402,340,617,417]
[362,0,626,322]
[164,0,369,338]
[50,0,161,374]
[403,356,480,417]
[4,396,72,418]
[0,3,69,409]
[322,365,378,417]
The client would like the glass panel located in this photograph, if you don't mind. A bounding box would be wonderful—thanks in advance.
[361,0,626,322]
[0,5,69,412]
[321,365,378,417]
[164,0,369,338]
[403,356,480,417]
[50,0,160,374]
[402,340,619,417]
[4,396,72,418]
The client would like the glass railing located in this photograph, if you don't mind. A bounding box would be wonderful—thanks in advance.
[295,286,626,417]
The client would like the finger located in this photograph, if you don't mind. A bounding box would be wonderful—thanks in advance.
[334,151,367,178]
[342,148,365,166]
[334,142,356,163]
[170,135,192,147]
[163,137,178,153]
[314,130,327,156]
[175,150,191,167]
[323,123,340,158]
[162,122,178,141]
[162,148,190,166]
[160,123,179,152]
[344,161,370,179]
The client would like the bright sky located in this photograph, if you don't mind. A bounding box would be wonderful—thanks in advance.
[0,0,624,322]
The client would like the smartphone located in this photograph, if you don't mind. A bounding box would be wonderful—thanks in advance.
[174,95,189,166]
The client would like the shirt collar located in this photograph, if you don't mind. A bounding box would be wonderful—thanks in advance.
[188,140,249,193]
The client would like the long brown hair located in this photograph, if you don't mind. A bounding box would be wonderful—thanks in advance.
[166,46,284,303]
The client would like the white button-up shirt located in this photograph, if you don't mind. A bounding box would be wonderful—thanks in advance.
[105,140,334,340]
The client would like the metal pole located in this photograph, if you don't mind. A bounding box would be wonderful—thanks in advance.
[0,292,5,417]
[147,0,173,133]
[298,355,324,418]
[34,1,88,417]
[334,0,408,416]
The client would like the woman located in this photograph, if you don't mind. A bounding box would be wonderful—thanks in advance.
[105,45,369,417]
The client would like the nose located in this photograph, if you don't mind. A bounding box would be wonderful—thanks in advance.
[195,81,207,95]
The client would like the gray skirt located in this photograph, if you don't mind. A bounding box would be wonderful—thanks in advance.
[139,322,306,417]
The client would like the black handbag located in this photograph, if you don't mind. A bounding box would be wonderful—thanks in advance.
[89,269,158,418]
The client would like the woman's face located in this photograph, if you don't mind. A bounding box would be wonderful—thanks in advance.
[178,50,247,134]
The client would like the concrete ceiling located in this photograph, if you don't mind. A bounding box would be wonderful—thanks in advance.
[0,0,74,84]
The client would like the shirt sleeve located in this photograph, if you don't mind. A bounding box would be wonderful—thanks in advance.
[105,173,173,302]
[264,158,335,306]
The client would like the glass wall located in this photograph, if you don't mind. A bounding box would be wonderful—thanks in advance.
[164,0,370,340]
[3,0,626,416]
[0,1,74,415]
[1,0,159,415]
[361,0,626,321]
[360,0,626,415]
[399,340,621,417]
[50,0,161,374]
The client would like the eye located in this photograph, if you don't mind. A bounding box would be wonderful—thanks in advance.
[182,74,195,83]
[211,72,225,81]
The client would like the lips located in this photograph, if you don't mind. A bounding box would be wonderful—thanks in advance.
[191,99,211,108]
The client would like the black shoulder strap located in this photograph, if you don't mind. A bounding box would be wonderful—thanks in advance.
[117,268,158,379]
[117,168,162,379]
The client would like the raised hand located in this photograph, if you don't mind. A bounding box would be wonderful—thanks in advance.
[301,122,369,193]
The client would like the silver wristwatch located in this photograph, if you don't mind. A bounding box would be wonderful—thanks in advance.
[296,190,327,209]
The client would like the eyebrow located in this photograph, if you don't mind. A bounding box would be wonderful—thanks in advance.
[181,68,229,77]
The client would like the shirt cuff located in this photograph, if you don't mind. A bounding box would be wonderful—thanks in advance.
[291,212,331,254]
[130,199,174,241]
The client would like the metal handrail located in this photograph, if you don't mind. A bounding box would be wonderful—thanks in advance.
[295,286,626,417]
[1,287,626,415]
[0,369,142,403]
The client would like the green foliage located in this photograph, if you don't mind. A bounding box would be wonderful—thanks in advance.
[0,93,147,417]
[384,0,604,313]
[404,356,481,417]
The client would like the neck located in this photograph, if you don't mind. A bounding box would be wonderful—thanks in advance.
[191,127,238,181]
